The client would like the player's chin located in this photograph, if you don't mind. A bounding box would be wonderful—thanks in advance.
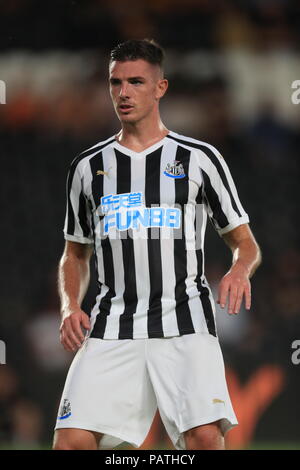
[117,113,138,124]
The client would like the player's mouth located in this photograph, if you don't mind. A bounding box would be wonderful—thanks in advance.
[118,104,134,113]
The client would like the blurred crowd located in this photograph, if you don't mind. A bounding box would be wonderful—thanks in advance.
[0,0,300,51]
[1,0,300,449]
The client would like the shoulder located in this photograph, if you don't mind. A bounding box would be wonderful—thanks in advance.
[168,131,223,158]
[69,135,116,173]
[168,132,226,172]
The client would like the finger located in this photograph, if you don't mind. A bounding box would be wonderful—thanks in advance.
[244,283,251,310]
[60,330,76,352]
[81,314,91,331]
[228,285,238,314]
[233,286,245,314]
[70,316,85,343]
[64,324,83,349]
[218,281,230,308]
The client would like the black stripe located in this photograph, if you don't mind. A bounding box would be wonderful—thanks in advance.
[166,134,242,217]
[194,185,217,337]
[89,200,101,296]
[173,145,195,334]
[145,148,164,338]
[66,138,115,236]
[90,236,116,338]
[115,150,138,339]
[200,287,217,337]
[89,150,104,213]
[78,191,91,238]
[88,148,115,339]
[202,169,229,230]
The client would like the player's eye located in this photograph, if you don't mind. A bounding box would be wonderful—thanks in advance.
[129,79,143,85]
[110,79,121,86]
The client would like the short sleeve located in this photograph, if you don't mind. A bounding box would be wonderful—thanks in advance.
[63,157,94,244]
[198,146,249,236]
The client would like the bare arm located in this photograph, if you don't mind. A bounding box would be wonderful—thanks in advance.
[217,224,262,315]
[58,240,94,351]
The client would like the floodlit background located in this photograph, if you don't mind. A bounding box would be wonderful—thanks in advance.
[0,0,300,450]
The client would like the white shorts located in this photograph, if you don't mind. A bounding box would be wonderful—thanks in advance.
[54,332,238,450]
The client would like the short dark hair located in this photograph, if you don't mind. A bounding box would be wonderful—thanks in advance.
[110,39,164,71]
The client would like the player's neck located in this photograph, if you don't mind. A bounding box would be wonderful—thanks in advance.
[116,118,169,153]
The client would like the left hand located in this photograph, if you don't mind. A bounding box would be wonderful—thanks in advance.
[217,263,251,315]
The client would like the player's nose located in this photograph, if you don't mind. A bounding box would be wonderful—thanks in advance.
[119,82,130,98]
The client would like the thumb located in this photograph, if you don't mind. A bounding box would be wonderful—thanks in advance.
[81,313,91,330]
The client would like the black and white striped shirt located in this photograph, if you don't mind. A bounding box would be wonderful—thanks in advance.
[64,131,249,339]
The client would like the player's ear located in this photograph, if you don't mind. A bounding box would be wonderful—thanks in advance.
[156,78,168,100]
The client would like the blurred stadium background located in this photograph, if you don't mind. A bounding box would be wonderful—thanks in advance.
[0,0,300,450]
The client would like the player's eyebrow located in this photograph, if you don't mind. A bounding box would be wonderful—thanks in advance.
[128,76,145,81]
[109,76,146,83]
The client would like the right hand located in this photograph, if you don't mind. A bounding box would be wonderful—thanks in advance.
[60,308,91,352]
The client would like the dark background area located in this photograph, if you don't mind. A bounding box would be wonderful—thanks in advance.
[0,0,300,449]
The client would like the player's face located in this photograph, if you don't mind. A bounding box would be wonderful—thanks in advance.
[109,59,168,124]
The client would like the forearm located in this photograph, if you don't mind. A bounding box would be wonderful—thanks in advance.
[58,252,90,316]
[231,238,262,279]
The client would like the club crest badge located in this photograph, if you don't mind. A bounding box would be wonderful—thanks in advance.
[58,398,72,420]
[164,160,185,179]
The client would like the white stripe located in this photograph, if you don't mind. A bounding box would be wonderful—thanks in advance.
[68,167,83,239]
[130,157,151,337]
[185,159,209,333]
[199,203,216,327]
[89,285,110,335]
[82,157,95,240]
[89,244,108,334]
[200,204,207,283]
[100,147,125,339]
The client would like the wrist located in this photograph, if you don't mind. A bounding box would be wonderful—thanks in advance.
[231,259,251,277]
[61,301,81,318]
